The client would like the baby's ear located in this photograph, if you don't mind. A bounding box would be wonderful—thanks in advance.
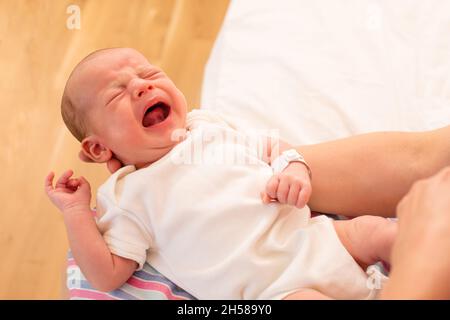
[80,136,112,163]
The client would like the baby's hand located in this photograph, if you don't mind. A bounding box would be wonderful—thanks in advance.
[262,162,312,208]
[45,170,92,213]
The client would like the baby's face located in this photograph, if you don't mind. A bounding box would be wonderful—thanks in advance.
[69,48,187,167]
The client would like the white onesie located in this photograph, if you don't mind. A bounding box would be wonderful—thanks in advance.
[96,109,386,299]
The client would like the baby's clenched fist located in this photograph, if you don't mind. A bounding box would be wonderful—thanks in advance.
[262,162,312,209]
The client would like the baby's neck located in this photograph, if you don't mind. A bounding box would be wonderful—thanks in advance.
[134,128,188,170]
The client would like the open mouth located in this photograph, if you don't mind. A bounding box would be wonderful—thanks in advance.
[142,102,171,127]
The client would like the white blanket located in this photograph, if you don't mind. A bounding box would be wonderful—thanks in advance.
[201,0,450,145]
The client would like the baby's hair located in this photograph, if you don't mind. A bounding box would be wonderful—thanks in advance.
[61,91,87,142]
[60,47,121,142]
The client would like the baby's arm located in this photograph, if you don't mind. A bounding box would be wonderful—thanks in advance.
[45,170,137,292]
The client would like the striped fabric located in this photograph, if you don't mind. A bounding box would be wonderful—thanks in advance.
[66,252,196,300]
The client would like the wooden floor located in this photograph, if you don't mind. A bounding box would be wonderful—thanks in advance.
[0,0,229,299]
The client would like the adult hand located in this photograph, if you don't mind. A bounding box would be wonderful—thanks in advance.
[78,150,123,174]
[381,166,450,299]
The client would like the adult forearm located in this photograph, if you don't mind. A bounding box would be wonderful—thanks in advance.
[296,126,450,217]
[420,125,450,177]
[267,138,292,164]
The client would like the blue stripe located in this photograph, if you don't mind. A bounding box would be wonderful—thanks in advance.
[77,280,139,300]
[108,288,140,300]
[133,270,196,299]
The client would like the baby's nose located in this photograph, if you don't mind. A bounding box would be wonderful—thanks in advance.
[132,80,154,99]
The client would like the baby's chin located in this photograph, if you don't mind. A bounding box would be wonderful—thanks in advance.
[160,111,188,143]
[124,111,187,169]
[131,134,186,169]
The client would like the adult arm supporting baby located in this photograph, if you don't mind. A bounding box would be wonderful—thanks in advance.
[45,170,137,292]
[285,166,450,300]
[296,125,450,217]
[81,125,450,218]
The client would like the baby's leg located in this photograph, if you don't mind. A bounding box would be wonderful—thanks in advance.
[333,216,397,270]
[283,216,396,300]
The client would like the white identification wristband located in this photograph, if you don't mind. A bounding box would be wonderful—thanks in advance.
[270,149,312,179]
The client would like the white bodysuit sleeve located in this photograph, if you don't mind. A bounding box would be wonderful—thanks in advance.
[96,192,153,270]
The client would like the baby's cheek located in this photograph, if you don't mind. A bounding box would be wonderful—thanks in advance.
[120,135,144,150]
[109,129,141,153]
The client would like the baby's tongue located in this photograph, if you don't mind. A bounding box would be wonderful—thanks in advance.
[143,105,165,127]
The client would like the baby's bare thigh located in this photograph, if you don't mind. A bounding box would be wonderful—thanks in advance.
[282,216,396,300]
[332,216,397,267]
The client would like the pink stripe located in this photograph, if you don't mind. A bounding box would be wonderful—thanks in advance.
[69,288,116,300]
[126,277,187,300]
[67,260,190,300]
[67,259,76,267]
